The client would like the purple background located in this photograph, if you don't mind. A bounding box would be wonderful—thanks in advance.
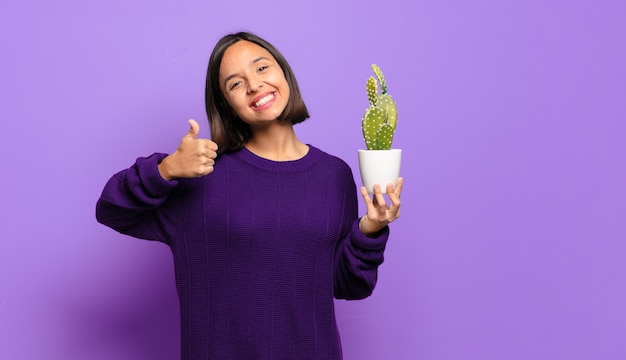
[1,0,625,359]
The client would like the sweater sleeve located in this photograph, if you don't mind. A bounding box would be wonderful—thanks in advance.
[95,153,181,243]
[333,169,390,300]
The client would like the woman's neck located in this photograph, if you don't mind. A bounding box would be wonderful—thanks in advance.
[245,123,308,161]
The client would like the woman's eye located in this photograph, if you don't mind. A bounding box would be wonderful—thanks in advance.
[230,81,242,90]
[258,65,268,72]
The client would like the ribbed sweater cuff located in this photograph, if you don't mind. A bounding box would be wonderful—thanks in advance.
[350,219,389,251]
[137,153,179,197]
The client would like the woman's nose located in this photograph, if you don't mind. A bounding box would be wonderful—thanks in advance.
[247,80,262,93]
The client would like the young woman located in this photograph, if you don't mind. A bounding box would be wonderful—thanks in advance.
[96,31,402,360]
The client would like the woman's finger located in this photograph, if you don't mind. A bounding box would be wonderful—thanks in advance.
[387,178,402,210]
[394,177,404,197]
[372,184,388,216]
[360,186,374,210]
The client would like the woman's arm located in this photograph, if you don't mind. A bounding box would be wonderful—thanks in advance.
[333,173,402,300]
[96,119,219,242]
[95,153,180,243]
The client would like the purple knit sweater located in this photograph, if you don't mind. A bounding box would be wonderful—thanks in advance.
[96,145,389,360]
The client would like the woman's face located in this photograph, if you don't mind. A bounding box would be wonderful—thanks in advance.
[219,40,290,126]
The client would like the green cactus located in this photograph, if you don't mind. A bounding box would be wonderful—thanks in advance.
[362,64,397,150]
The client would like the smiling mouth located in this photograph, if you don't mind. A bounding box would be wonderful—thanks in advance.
[252,92,275,108]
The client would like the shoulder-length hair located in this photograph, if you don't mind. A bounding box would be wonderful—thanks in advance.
[205,31,310,155]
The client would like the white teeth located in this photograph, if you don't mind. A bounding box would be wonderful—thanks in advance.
[254,93,274,107]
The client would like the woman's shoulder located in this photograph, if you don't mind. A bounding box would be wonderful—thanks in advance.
[308,145,354,175]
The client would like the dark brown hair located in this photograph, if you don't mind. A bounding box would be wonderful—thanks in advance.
[205,32,310,154]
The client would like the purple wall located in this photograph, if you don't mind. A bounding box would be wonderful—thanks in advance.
[1,1,625,359]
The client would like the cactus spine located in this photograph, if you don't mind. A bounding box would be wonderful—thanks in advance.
[362,64,397,150]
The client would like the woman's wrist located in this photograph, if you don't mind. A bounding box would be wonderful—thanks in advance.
[359,216,383,238]
[158,156,176,181]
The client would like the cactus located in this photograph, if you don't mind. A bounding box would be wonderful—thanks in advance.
[362,64,397,150]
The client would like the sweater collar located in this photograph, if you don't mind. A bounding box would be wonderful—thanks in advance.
[234,144,323,173]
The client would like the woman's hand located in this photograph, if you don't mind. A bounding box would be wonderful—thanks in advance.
[158,119,218,180]
[359,177,403,237]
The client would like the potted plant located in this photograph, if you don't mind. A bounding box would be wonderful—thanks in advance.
[358,64,401,194]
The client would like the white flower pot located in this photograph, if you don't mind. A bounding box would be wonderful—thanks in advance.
[357,149,402,194]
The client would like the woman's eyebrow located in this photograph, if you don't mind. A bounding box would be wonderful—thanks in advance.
[251,56,269,65]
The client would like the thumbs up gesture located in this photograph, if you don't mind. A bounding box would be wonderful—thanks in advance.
[158,119,219,180]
